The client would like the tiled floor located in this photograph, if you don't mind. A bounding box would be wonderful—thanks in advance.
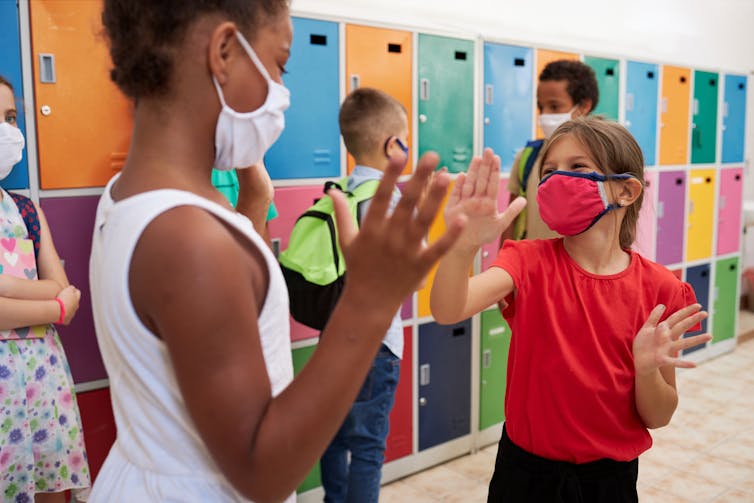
[381,310,754,502]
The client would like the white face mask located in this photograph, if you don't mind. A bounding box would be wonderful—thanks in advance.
[213,31,290,171]
[538,106,577,139]
[0,122,24,180]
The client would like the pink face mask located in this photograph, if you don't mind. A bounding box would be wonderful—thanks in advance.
[536,171,634,236]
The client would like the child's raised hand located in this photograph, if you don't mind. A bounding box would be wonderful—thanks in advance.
[56,284,81,325]
[633,304,711,376]
[330,152,464,316]
[446,148,526,250]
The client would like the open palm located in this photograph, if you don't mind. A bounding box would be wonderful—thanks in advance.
[445,148,526,249]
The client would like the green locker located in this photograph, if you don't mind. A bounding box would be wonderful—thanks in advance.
[480,309,511,430]
[691,71,719,164]
[584,56,620,120]
[713,258,739,343]
[291,344,321,493]
[418,34,474,173]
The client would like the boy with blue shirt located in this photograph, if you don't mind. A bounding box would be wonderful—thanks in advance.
[319,87,409,503]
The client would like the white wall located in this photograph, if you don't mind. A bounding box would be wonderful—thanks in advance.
[293,0,754,197]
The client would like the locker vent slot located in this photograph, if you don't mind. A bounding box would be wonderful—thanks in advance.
[606,68,615,76]
[310,34,327,45]
[387,43,402,53]
[647,71,655,79]
[454,51,467,61]
[514,58,525,67]
[452,327,465,337]
[39,54,56,84]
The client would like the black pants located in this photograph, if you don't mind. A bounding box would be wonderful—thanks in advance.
[487,425,639,503]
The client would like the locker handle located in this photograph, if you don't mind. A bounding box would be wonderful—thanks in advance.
[350,74,360,91]
[625,93,634,111]
[693,98,699,116]
[661,97,668,114]
[723,102,729,118]
[719,195,726,211]
[485,84,494,105]
[689,201,694,215]
[420,78,430,101]
[39,53,56,83]
[657,201,664,218]
[483,349,492,369]
[420,363,430,386]
[271,238,281,258]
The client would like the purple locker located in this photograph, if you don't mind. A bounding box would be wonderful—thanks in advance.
[717,167,743,255]
[656,171,686,266]
[39,196,105,384]
[401,297,412,320]
[634,171,657,260]
[481,179,512,271]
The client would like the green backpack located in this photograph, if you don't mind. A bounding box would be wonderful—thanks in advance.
[278,176,379,330]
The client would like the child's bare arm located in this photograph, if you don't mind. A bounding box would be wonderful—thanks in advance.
[0,285,80,330]
[633,304,710,428]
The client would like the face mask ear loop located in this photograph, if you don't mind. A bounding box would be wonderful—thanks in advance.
[234,30,273,83]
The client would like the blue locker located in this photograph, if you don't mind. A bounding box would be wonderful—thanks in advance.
[721,75,747,163]
[418,319,471,451]
[0,0,29,189]
[264,17,340,180]
[625,61,659,166]
[483,43,533,173]
[684,264,710,354]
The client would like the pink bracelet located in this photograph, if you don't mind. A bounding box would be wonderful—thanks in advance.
[54,297,65,325]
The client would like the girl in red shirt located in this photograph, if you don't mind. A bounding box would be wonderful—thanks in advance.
[431,116,711,503]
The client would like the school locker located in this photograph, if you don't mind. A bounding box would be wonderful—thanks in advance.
[624,61,659,166]
[691,71,719,164]
[659,66,691,166]
[291,344,322,492]
[583,56,619,120]
[76,388,116,481]
[418,319,471,451]
[686,169,715,262]
[0,0,29,189]
[684,263,710,354]
[417,34,474,173]
[534,49,579,139]
[634,171,656,260]
[30,0,132,189]
[481,179,512,271]
[717,167,743,255]
[483,43,534,172]
[345,24,413,174]
[40,196,106,384]
[401,297,412,320]
[268,184,327,342]
[713,258,739,343]
[721,75,747,163]
[385,326,413,463]
[417,180,453,317]
[656,171,686,265]
[265,18,340,180]
[480,309,510,431]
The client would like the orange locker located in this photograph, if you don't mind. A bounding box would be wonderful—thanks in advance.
[345,24,413,174]
[30,0,132,188]
[658,66,691,166]
[534,49,579,139]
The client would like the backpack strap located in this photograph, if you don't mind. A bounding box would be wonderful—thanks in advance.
[9,192,41,261]
[517,139,545,197]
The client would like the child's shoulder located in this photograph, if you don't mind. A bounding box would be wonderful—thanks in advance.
[631,251,686,286]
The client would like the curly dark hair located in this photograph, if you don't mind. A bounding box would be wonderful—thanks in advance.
[102,0,289,101]
[539,60,599,112]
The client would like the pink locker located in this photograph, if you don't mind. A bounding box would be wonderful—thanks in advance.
[634,171,657,260]
[717,167,743,255]
[385,326,413,462]
[269,185,326,341]
[481,179,512,271]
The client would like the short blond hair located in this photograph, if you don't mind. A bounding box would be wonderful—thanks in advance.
[339,88,407,159]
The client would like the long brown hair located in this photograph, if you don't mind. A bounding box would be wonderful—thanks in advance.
[540,116,645,249]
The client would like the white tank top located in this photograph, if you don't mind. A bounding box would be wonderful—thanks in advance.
[88,175,294,502]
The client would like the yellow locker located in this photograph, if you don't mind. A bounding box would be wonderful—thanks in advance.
[659,66,691,166]
[534,49,579,139]
[345,24,413,174]
[686,169,715,261]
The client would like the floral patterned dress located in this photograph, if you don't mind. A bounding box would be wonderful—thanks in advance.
[0,189,90,502]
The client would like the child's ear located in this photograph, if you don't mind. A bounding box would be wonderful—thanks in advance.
[616,177,643,208]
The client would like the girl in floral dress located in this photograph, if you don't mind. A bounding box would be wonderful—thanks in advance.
[0,76,90,503]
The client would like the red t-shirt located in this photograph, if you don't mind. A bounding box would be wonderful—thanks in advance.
[492,238,698,463]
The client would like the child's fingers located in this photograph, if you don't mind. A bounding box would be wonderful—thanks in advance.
[474,149,494,197]
[462,156,480,199]
[360,155,406,228]
[446,172,465,210]
[495,197,526,233]
[485,152,502,200]
[330,188,358,249]
[668,311,708,341]
[641,304,667,330]
[663,303,702,329]
[671,332,712,354]
[413,171,452,234]
[420,213,467,268]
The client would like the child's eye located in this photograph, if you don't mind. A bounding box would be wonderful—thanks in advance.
[4,115,16,125]
[279,66,288,75]
[542,167,554,175]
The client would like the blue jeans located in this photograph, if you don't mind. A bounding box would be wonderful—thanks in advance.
[320,345,401,503]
